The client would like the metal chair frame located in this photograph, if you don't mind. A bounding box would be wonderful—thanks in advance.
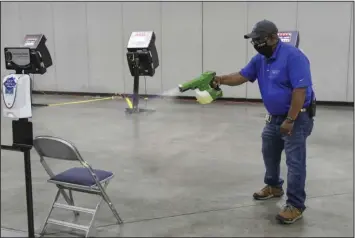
[33,136,123,237]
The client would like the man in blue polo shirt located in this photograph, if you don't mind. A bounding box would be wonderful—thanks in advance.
[213,20,315,224]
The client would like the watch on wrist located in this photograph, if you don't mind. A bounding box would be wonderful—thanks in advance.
[286,116,294,123]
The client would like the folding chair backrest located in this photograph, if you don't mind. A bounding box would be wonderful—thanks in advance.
[33,136,82,161]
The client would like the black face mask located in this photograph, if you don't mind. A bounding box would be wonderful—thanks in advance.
[253,42,274,58]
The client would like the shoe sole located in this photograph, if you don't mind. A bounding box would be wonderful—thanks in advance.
[253,193,284,200]
[275,214,303,224]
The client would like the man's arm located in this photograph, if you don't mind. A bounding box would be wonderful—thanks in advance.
[219,72,249,86]
[288,88,307,120]
[216,55,258,86]
[287,53,312,120]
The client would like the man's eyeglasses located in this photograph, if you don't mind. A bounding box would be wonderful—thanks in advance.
[250,36,268,46]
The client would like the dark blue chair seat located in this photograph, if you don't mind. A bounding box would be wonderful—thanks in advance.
[49,167,113,186]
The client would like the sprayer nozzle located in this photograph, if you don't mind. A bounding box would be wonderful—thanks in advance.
[178,85,187,92]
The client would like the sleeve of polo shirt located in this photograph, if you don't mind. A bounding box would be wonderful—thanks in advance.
[288,53,312,89]
[240,55,258,83]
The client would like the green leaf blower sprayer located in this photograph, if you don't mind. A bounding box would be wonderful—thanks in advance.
[178,71,223,104]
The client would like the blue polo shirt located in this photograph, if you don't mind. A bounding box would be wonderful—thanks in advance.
[240,41,313,115]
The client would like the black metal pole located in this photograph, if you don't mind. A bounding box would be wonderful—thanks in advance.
[24,149,35,238]
[16,115,35,238]
[0,145,35,238]
[132,56,140,111]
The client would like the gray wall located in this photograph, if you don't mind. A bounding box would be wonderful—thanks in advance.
[1,2,353,102]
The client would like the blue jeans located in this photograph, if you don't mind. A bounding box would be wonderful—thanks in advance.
[261,112,314,210]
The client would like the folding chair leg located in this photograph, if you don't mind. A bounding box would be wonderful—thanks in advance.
[86,196,104,237]
[103,195,123,224]
[86,181,123,237]
[100,181,123,224]
[40,190,61,237]
[58,187,79,217]
[68,189,80,218]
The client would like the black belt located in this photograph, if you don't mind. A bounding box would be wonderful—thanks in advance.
[265,108,307,123]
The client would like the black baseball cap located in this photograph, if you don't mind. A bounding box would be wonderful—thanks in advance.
[244,20,278,39]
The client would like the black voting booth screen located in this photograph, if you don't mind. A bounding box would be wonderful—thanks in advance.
[5,34,52,75]
[23,34,53,69]
[126,32,159,77]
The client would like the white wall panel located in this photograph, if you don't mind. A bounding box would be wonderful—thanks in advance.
[347,6,353,103]
[246,2,298,99]
[1,21,3,79]
[162,2,202,96]
[1,3,22,78]
[86,2,125,94]
[297,2,351,102]
[122,2,162,94]
[52,2,89,92]
[18,2,57,91]
[203,2,248,98]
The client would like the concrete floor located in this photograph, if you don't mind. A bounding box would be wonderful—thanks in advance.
[1,95,354,237]
[1,228,30,237]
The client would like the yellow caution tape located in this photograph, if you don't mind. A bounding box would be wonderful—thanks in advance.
[44,95,146,110]
[125,97,133,109]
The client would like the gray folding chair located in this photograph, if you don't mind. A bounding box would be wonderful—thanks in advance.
[33,136,123,237]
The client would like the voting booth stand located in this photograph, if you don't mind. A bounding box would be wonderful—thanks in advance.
[5,34,53,107]
[125,31,159,114]
[1,34,52,238]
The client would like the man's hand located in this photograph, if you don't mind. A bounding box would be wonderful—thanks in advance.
[280,120,294,136]
[211,76,223,88]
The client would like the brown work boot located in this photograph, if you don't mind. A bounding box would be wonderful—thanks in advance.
[253,185,284,200]
[276,204,304,224]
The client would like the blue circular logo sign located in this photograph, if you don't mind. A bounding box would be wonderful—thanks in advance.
[4,76,16,94]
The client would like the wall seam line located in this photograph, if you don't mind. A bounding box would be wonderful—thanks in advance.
[0,2,2,78]
[245,2,249,100]
[295,1,299,30]
[121,3,125,94]
[85,2,91,91]
[160,2,163,93]
[50,3,58,91]
[201,1,204,74]
[345,3,353,102]
[17,3,23,45]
